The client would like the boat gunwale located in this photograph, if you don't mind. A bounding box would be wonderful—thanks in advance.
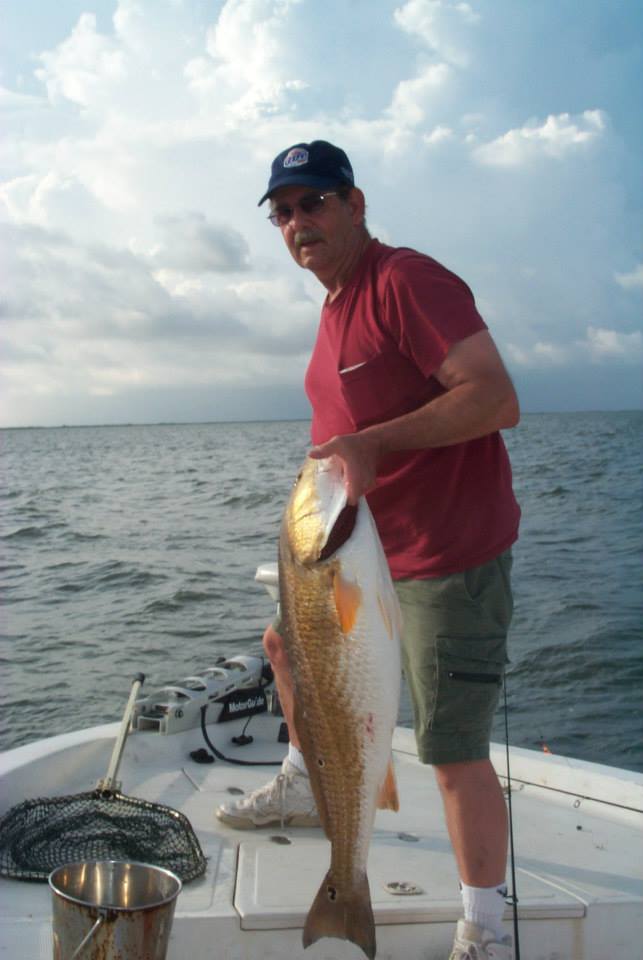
[2,721,642,816]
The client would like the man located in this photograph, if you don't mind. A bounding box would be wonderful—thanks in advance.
[217,140,521,960]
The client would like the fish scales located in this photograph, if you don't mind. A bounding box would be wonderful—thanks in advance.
[278,457,402,959]
[285,562,367,877]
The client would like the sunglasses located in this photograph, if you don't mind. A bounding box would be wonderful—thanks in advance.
[267,191,340,227]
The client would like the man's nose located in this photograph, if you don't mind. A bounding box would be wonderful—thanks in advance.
[288,202,313,229]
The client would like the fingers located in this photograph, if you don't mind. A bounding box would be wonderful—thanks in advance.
[308,444,329,460]
[309,434,377,504]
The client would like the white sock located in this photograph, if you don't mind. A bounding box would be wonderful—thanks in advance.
[287,744,308,775]
[460,881,508,941]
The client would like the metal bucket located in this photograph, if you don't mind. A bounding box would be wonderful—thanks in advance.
[49,860,182,960]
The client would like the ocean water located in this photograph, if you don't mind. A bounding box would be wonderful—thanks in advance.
[1,412,642,771]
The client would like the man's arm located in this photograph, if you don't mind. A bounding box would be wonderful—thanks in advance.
[309,330,519,503]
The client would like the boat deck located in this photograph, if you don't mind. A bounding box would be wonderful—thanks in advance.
[1,713,642,959]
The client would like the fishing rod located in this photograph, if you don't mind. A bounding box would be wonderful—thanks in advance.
[503,672,521,959]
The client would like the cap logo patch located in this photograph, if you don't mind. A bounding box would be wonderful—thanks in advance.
[283,147,309,168]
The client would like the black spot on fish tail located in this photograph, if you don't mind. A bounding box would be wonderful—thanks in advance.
[303,869,375,960]
[318,503,358,561]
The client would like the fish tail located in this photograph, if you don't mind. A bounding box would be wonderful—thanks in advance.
[303,869,375,960]
[377,756,400,811]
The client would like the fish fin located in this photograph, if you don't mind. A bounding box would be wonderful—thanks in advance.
[376,757,400,811]
[303,869,375,960]
[377,591,394,640]
[377,582,403,641]
[333,570,362,635]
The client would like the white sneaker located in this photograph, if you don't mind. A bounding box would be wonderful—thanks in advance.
[449,919,513,960]
[215,758,320,829]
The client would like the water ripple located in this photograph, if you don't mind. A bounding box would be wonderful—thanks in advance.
[1,413,642,770]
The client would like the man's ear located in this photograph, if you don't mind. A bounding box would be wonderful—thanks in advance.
[348,187,366,224]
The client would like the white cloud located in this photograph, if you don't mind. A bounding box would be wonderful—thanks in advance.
[0,170,109,230]
[532,341,568,365]
[0,217,319,409]
[474,110,606,167]
[614,264,643,291]
[506,341,568,367]
[0,85,46,110]
[423,124,454,145]
[150,214,250,273]
[186,0,308,124]
[35,13,126,107]
[582,326,643,361]
[506,327,643,370]
[1,0,641,423]
[394,0,479,67]
[387,63,452,128]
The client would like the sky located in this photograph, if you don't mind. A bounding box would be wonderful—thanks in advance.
[1,0,642,427]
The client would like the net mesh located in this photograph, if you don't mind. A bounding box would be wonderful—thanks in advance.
[0,789,207,883]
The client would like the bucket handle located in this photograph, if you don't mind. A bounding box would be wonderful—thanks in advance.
[67,913,106,960]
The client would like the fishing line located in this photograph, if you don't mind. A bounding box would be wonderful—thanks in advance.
[503,671,521,959]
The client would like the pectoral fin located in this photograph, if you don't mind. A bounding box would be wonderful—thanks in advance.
[377,579,403,641]
[333,570,362,635]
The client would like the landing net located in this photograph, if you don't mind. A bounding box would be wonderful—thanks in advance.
[0,789,207,883]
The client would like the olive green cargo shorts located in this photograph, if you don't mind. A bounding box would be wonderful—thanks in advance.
[395,550,513,765]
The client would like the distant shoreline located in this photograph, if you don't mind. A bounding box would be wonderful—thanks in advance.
[1,410,642,431]
[0,418,313,431]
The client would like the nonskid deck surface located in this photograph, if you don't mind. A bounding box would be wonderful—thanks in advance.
[1,714,642,959]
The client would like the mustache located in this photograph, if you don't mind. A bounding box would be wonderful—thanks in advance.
[294,230,323,249]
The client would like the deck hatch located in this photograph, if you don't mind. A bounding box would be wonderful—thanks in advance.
[234,838,585,930]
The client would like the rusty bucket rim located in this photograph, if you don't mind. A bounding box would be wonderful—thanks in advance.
[48,859,182,913]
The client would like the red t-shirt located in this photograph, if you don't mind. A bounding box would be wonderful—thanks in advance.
[304,239,520,579]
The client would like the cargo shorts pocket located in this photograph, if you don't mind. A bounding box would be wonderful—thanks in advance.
[431,635,507,735]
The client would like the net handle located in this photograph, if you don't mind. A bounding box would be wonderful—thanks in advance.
[96,673,145,793]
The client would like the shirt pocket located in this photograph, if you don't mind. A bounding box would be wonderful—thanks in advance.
[339,348,437,430]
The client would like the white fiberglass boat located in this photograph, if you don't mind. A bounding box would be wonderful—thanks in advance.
[1,564,641,959]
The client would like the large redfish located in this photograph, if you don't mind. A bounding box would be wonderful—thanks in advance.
[278,456,402,959]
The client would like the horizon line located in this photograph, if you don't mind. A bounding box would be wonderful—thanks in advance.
[1,408,642,431]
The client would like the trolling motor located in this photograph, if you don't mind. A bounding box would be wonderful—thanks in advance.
[131,655,274,735]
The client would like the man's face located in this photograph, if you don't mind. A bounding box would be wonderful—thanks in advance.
[268,184,363,281]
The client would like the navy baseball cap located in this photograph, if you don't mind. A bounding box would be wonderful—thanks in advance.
[258,140,354,206]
